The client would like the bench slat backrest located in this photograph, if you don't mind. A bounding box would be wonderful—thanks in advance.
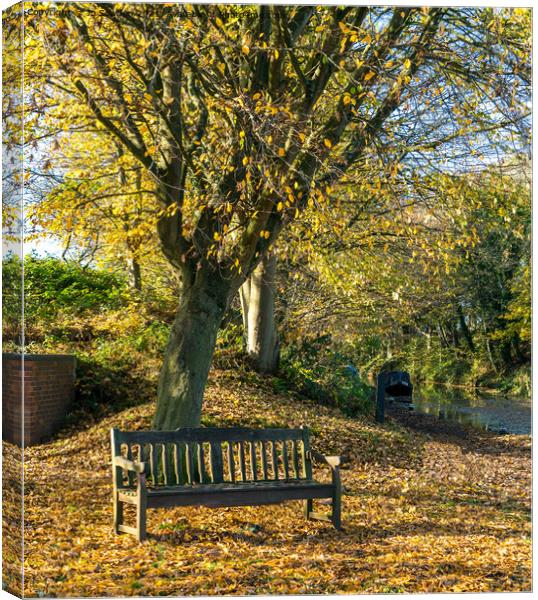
[111,427,312,489]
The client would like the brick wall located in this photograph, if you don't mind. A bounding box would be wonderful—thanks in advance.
[2,354,76,446]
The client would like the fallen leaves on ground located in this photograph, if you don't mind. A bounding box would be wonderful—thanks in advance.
[3,368,531,596]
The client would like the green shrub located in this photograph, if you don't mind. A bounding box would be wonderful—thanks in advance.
[2,254,23,326]
[498,365,531,397]
[280,336,373,417]
[216,322,244,354]
[213,322,245,369]
[2,254,129,325]
[132,321,170,353]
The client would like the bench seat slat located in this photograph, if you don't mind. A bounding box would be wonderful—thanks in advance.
[145,481,334,509]
[118,479,325,497]
[144,480,323,494]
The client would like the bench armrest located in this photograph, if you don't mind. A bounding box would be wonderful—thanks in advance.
[308,449,342,494]
[308,449,342,469]
[113,456,146,474]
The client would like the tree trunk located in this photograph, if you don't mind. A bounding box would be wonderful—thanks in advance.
[437,323,449,348]
[242,253,279,374]
[457,304,475,352]
[127,255,142,292]
[482,322,498,374]
[450,321,459,347]
[239,277,251,350]
[512,334,525,363]
[153,269,232,429]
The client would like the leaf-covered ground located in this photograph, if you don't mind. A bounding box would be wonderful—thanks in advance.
[4,368,531,596]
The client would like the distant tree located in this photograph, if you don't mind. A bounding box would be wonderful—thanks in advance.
[281,163,530,377]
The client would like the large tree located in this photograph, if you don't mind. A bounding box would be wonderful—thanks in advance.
[11,4,530,428]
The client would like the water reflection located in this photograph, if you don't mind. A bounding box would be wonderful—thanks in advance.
[412,385,531,435]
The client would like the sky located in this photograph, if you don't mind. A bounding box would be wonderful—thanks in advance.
[2,236,64,259]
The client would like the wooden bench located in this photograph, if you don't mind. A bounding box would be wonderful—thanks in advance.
[111,426,342,541]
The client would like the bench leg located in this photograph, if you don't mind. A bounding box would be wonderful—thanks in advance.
[136,490,147,542]
[113,496,123,535]
[332,488,342,530]
[305,498,313,520]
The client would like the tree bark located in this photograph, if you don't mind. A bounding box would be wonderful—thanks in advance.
[482,322,498,374]
[153,268,232,429]
[242,253,279,374]
[239,277,251,350]
[457,304,475,352]
[437,323,449,348]
[127,255,142,292]
[449,320,459,347]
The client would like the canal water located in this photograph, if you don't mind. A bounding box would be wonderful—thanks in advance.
[411,385,531,435]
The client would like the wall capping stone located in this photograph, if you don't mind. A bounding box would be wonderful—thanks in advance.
[3,353,76,363]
